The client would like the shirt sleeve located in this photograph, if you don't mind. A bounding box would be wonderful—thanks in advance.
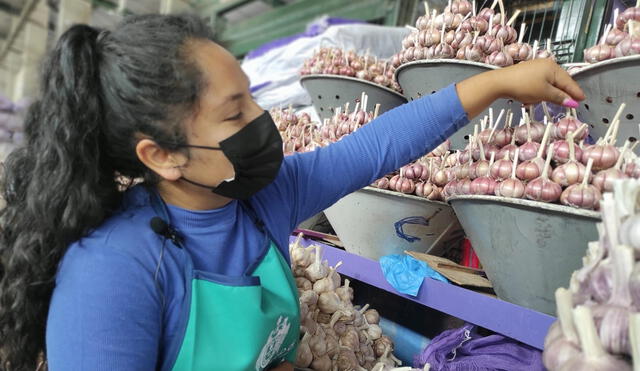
[46,242,162,371]
[277,84,469,228]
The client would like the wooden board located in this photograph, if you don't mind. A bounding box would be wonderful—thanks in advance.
[406,250,494,289]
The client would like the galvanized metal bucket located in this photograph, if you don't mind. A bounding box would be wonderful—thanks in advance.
[324,187,463,261]
[395,60,523,150]
[570,55,640,154]
[448,195,600,315]
[299,74,407,121]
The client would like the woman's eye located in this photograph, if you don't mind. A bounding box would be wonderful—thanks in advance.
[225,112,242,121]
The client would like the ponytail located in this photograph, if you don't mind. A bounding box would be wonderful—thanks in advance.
[0,14,212,369]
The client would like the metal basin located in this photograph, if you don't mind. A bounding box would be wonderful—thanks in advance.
[324,187,463,260]
[299,74,407,120]
[570,55,640,154]
[449,195,600,315]
[395,60,523,150]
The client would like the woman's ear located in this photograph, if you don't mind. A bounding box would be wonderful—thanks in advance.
[135,139,186,181]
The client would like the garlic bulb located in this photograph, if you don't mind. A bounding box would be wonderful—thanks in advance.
[560,158,602,210]
[592,244,635,354]
[543,288,581,370]
[558,306,631,371]
[305,244,329,282]
[552,130,589,187]
[295,334,314,368]
[365,309,380,325]
[313,261,343,294]
[311,353,332,371]
[525,146,562,203]
[336,278,354,303]
[292,239,398,370]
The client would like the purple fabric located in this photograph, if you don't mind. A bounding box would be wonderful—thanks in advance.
[244,17,364,60]
[0,93,14,112]
[414,324,544,371]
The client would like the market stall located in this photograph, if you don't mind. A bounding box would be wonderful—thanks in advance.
[0,0,638,370]
[282,0,640,369]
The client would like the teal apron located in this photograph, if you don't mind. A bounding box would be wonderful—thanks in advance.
[149,190,300,371]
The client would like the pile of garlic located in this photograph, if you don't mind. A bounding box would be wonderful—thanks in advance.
[290,235,408,371]
[542,178,640,370]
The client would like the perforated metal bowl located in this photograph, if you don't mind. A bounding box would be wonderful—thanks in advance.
[324,187,463,261]
[448,195,600,315]
[570,55,640,154]
[299,74,407,121]
[395,60,523,150]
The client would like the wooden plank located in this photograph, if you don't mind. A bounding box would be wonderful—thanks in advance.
[160,0,192,14]
[118,0,159,14]
[57,0,92,39]
[0,12,12,37]
[28,0,48,27]
[0,0,39,62]
[296,237,556,351]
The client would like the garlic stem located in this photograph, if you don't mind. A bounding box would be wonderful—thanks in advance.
[568,131,576,162]
[541,145,554,179]
[615,140,632,170]
[373,103,380,119]
[582,158,593,187]
[489,152,496,166]
[488,110,505,143]
[542,102,551,121]
[573,305,606,358]
[556,287,579,344]
[498,0,505,25]
[507,9,521,27]
[573,123,587,139]
[423,1,429,16]
[363,94,368,114]
[294,232,304,249]
[490,0,498,10]
[610,244,634,307]
[605,103,627,144]
[537,117,552,158]
[511,148,520,179]
[479,138,486,161]
[518,22,526,43]
[600,24,612,45]
[631,313,640,371]
[602,193,620,249]
[489,108,494,130]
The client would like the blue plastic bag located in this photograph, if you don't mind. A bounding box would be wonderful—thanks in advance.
[379,254,449,296]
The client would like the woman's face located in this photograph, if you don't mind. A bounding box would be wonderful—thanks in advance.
[177,39,264,191]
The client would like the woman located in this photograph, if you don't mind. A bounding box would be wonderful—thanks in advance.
[0,14,583,371]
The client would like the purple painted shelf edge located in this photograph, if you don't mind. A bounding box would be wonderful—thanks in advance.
[292,236,555,350]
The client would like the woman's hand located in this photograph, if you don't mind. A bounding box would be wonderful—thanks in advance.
[456,59,586,119]
[269,361,294,371]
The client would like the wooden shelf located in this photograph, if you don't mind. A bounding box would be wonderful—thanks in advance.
[294,237,555,350]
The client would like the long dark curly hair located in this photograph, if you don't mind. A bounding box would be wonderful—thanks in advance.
[0,14,213,370]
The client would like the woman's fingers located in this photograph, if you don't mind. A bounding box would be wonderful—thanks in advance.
[550,64,586,102]
[545,85,578,107]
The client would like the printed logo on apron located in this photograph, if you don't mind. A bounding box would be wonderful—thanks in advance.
[255,316,296,371]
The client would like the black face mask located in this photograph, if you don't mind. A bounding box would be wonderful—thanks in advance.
[179,110,283,199]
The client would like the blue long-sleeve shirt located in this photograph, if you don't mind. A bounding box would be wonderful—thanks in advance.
[46,84,468,370]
